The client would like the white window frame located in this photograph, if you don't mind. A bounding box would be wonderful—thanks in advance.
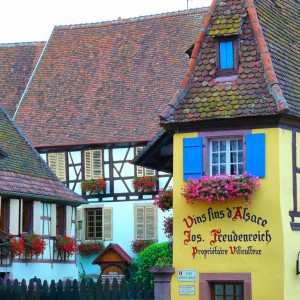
[134,205,157,240]
[209,138,244,176]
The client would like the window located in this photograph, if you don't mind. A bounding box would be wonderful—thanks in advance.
[135,147,156,177]
[84,150,103,179]
[211,283,243,300]
[219,40,234,69]
[135,206,157,240]
[48,152,66,182]
[183,132,265,180]
[22,200,33,233]
[56,205,66,236]
[210,139,243,175]
[216,39,238,76]
[85,207,112,240]
[200,273,251,300]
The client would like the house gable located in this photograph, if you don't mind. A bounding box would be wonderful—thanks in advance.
[160,0,293,127]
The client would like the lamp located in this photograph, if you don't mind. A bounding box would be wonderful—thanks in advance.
[77,220,82,230]
[297,251,300,275]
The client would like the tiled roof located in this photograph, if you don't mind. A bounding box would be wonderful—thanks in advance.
[92,243,132,265]
[254,0,300,116]
[11,9,207,148]
[0,42,45,117]
[161,0,297,125]
[0,106,85,204]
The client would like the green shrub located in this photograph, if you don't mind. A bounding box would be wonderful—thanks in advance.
[131,242,172,283]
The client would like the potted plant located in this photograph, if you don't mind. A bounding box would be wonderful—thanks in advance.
[182,173,260,205]
[153,187,173,211]
[56,235,78,257]
[130,240,156,254]
[81,178,106,193]
[132,176,158,192]
[78,241,104,257]
[11,234,46,258]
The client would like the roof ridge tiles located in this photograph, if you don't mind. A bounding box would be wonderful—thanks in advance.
[54,7,208,30]
[0,41,46,47]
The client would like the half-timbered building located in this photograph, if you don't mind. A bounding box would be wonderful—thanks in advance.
[0,104,86,282]
[0,8,208,276]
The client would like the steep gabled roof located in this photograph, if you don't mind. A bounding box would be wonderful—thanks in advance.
[12,9,207,148]
[160,0,299,126]
[0,105,85,205]
[0,42,45,117]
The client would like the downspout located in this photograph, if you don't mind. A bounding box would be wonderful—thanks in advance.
[12,37,50,121]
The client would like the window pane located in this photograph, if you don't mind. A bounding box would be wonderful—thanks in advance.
[230,140,237,151]
[215,297,223,300]
[220,141,226,151]
[215,284,223,295]
[212,165,219,175]
[236,285,243,295]
[220,153,226,164]
[238,139,243,150]
[231,152,237,163]
[220,164,226,174]
[238,152,243,163]
[212,141,219,151]
[225,297,234,300]
[238,164,243,174]
[225,285,234,295]
[212,153,219,164]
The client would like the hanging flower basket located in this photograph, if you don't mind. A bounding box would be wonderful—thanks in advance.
[82,178,106,193]
[182,173,260,205]
[78,241,104,257]
[56,235,78,257]
[154,187,173,212]
[11,234,46,258]
[163,216,173,239]
[132,176,158,192]
[130,240,156,254]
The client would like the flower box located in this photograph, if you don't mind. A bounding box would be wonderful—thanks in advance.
[154,188,173,211]
[82,178,106,193]
[78,241,104,257]
[11,234,46,258]
[56,235,78,258]
[132,176,158,192]
[182,173,260,205]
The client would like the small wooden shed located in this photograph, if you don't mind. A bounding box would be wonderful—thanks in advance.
[92,243,132,276]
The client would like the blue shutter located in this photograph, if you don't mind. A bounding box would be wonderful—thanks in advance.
[220,41,234,69]
[183,137,203,181]
[245,133,265,177]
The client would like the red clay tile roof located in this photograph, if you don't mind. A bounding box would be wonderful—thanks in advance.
[161,0,296,125]
[11,9,207,148]
[92,243,132,265]
[0,42,45,117]
[0,106,85,204]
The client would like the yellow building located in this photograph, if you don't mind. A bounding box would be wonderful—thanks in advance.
[135,0,300,299]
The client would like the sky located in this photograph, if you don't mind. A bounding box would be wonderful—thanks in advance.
[0,0,212,43]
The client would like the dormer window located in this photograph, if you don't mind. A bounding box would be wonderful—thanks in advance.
[219,40,234,69]
[216,38,239,77]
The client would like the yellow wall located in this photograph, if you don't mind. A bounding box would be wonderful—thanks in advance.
[171,128,300,299]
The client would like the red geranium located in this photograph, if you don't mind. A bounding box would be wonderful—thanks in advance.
[82,178,106,193]
[133,176,157,192]
[56,235,78,256]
